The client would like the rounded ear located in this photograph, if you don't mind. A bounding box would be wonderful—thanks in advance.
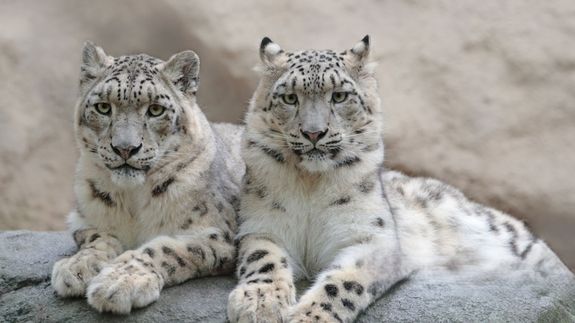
[341,35,374,77]
[80,41,113,91]
[259,37,285,67]
[158,50,200,95]
[350,35,370,61]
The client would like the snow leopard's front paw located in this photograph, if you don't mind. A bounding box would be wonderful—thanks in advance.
[289,301,340,323]
[51,249,109,297]
[228,279,296,323]
[87,251,164,314]
[289,278,367,323]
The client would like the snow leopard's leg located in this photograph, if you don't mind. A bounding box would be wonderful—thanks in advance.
[228,234,297,323]
[51,227,123,297]
[290,239,413,323]
[86,227,235,314]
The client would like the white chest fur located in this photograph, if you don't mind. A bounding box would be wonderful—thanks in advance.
[239,163,390,280]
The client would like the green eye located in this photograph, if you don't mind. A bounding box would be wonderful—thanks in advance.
[281,94,298,105]
[94,103,111,115]
[148,104,166,117]
[332,92,348,103]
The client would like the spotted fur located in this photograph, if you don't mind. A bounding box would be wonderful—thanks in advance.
[51,42,244,314]
[227,36,569,323]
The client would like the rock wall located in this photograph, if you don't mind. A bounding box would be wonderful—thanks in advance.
[0,0,573,268]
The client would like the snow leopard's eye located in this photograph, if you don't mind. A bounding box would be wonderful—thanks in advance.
[94,102,112,115]
[147,104,166,117]
[331,92,348,104]
[281,93,298,105]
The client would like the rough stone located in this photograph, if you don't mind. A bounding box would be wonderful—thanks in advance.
[0,0,573,270]
[1,231,574,322]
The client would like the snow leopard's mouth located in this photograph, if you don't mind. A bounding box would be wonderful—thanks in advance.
[302,148,328,160]
[107,162,148,187]
[106,163,148,172]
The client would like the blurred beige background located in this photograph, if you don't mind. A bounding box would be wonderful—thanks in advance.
[0,0,573,270]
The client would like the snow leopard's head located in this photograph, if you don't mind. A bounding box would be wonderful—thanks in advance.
[246,36,383,173]
[75,42,202,187]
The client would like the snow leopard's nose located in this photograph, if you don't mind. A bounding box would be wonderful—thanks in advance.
[301,128,328,144]
[111,143,142,160]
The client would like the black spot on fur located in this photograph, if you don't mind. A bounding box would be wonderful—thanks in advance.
[187,245,206,260]
[152,177,175,196]
[330,196,351,206]
[335,156,361,168]
[367,281,384,297]
[162,246,174,255]
[87,180,116,207]
[320,303,332,312]
[255,187,268,199]
[216,202,224,213]
[343,281,364,295]
[143,248,155,258]
[88,233,101,243]
[161,261,176,276]
[258,263,275,273]
[520,237,537,259]
[272,201,286,212]
[503,222,537,259]
[72,230,85,245]
[324,284,339,297]
[209,246,218,267]
[181,218,193,230]
[248,140,285,163]
[374,217,385,227]
[175,256,186,267]
[192,202,209,216]
[209,233,218,240]
[479,207,499,233]
[341,298,356,311]
[332,312,343,323]
[503,222,519,255]
[358,179,375,193]
[246,250,269,263]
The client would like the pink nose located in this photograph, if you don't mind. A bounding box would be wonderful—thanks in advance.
[111,143,142,160]
[301,129,327,144]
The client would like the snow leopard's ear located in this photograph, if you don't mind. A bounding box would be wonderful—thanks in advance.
[259,37,287,68]
[342,35,375,76]
[347,35,370,63]
[80,41,113,92]
[158,50,200,96]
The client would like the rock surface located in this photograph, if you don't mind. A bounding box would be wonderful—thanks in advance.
[1,231,574,322]
[0,1,573,269]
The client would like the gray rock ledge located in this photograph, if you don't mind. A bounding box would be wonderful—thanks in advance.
[1,231,574,322]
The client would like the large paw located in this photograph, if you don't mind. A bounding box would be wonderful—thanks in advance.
[51,249,108,297]
[228,280,295,323]
[87,252,163,314]
[289,301,341,323]
[289,280,364,323]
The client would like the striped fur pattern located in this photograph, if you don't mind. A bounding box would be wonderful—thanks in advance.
[51,43,244,314]
[227,36,569,323]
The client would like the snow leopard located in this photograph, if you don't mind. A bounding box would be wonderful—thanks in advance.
[51,42,244,314]
[227,36,569,323]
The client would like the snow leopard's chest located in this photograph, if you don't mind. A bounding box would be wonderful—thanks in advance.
[240,179,389,280]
